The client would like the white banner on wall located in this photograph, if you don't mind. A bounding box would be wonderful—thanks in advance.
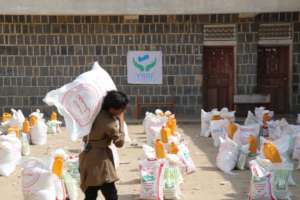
[127,51,162,84]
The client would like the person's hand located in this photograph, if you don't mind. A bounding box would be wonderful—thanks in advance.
[117,112,125,123]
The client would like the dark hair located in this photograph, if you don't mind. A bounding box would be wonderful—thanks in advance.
[101,90,129,111]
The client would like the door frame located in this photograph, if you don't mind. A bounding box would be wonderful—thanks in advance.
[203,42,237,110]
[257,39,293,112]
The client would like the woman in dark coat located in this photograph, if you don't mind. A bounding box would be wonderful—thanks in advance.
[79,90,129,200]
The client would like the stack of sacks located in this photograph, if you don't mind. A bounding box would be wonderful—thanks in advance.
[47,111,62,135]
[200,107,235,138]
[29,109,48,145]
[21,149,79,200]
[139,110,195,200]
[143,109,169,146]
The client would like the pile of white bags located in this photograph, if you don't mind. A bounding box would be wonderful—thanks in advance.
[44,61,117,141]
[143,110,167,146]
[0,134,21,176]
[200,108,235,138]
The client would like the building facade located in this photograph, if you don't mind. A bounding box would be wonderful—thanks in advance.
[0,1,299,117]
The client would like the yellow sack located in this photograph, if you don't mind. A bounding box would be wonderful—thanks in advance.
[263,142,282,163]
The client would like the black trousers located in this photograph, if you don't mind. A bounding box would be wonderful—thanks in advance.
[84,182,118,200]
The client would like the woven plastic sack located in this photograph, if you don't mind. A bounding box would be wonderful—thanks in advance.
[178,143,196,174]
[237,144,249,170]
[63,172,78,200]
[200,109,211,137]
[210,119,228,147]
[233,124,260,146]
[0,134,21,176]
[30,117,48,145]
[248,159,276,200]
[163,164,183,200]
[216,137,239,174]
[43,62,117,141]
[139,159,165,200]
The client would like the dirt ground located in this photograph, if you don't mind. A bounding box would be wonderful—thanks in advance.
[0,123,299,200]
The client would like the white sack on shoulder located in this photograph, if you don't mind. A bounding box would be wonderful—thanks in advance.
[43,62,117,141]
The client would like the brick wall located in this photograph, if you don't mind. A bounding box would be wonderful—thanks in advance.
[0,15,204,117]
[0,13,299,117]
[236,18,258,94]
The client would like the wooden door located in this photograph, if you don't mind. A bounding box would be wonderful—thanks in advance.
[258,46,289,113]
[203,46,234,110]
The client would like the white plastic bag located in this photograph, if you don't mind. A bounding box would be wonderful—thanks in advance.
[271,163,292,200]
[22,158,55,200]
[30,118,48,145]
[142,144,156,160]
[147,126,162,146]
[47,120,62,135]
[178,143,196,174]
[53,175,67,200]
[21,133,30,156]
[210,119,228,147]
[233,124,260,146]
[244,111,259,125]
[293,135,300,169]
[164,162,183,200]
[63,172,78,200]
[44,62,117,141]
[200,109,211,137]
[216,137,239,174]
[139,159,165,200]
[248,159,276,200]
[2,109,25,129]
[0,134,21,176]
[237,144,249,170]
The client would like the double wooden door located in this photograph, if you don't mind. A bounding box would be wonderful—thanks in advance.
[203,46,234,110]
[257,46,289,113]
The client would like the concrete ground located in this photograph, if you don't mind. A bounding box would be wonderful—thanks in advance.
[0,123,299,200]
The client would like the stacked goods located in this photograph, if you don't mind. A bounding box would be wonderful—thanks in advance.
[201,107,300,200]
[140,110,195,200]
[21,149,79,200]
[47,111,62,135]
[0,109,64,177]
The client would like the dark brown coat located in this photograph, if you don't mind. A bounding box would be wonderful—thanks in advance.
[79,110,124,192]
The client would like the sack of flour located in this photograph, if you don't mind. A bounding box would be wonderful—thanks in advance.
[200,109,211,137]
[233,124,260,146]
[210,119,228,147]
[30,114,48,145]
[178,143,196,174]
[163,162,183,200]
[43,61,117,141]
[139,159,165,200]
[248,159,276,200]
[0,134,22,176]
[216,137,239,174]
[21,158,56,200]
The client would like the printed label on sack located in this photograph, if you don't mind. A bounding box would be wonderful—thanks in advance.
[62,83,101,127]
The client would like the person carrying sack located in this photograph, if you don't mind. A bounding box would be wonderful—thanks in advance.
[79,90,129,200]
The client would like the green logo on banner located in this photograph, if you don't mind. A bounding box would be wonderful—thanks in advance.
[133,54,157,72]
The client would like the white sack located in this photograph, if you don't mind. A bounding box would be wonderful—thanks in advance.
[200,109,211,137]
[43,62,117,141]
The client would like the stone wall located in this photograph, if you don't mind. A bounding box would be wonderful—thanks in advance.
[0,13,299,117]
